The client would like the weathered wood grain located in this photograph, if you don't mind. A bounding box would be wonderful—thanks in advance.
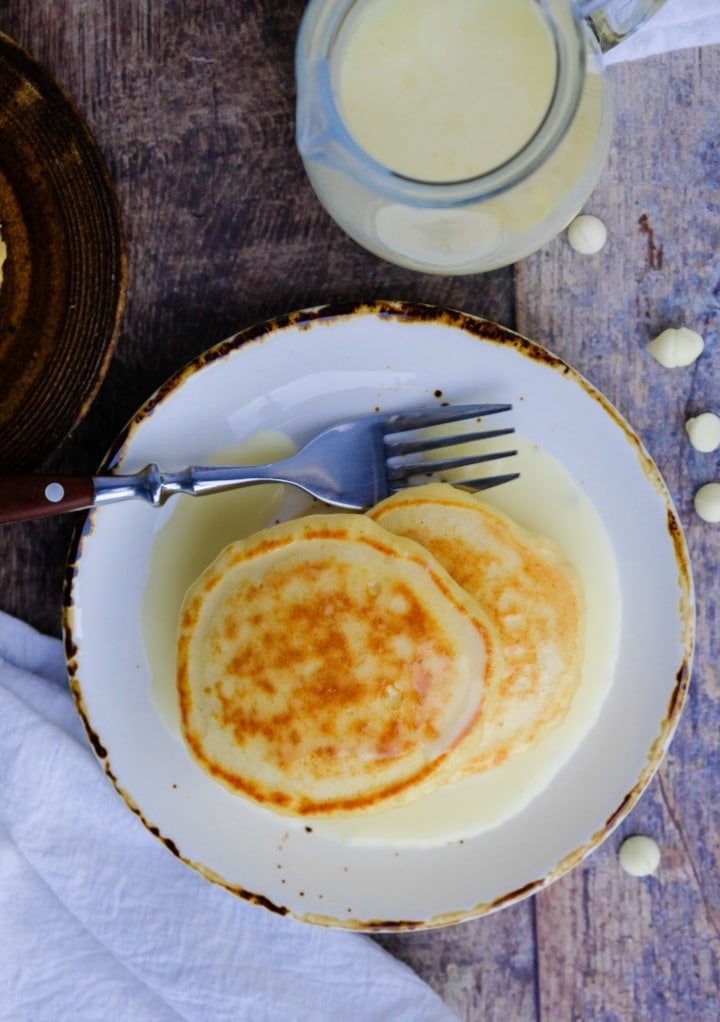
[1,2,719,1019]
[374,907,540,1020]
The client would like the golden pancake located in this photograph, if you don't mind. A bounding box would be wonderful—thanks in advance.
[177,513,501,817]
[369,483,585,772]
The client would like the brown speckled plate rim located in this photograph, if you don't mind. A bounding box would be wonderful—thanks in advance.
[62,300,695,931]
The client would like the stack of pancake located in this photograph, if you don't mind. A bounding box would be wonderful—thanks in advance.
[176,483,584,818]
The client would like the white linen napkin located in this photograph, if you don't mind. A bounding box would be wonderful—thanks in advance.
[0,611,456,1022]
[604,0,720,64]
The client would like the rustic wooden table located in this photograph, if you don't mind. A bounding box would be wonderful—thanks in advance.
[1,3,719,1019]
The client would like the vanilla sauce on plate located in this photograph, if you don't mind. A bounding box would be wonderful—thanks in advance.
[142,429,621,846]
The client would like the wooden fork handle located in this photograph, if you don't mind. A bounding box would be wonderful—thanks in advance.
[0,475,95,524]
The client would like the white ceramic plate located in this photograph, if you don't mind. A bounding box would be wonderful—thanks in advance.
[64,301,694,930]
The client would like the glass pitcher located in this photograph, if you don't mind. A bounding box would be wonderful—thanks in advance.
[295,0,668,275]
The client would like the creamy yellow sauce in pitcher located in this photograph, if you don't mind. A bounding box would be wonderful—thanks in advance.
[300,0,609,272]
[336,0,557,181]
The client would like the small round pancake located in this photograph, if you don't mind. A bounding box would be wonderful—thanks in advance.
[177,513,501,816]
[369,483,585,772]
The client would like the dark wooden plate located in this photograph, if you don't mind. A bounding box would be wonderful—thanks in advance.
[0,32,125,471]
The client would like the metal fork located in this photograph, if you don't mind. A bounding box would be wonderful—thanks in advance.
[0,404,518,524]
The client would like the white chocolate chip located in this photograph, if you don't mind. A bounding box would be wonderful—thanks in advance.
[685,412,720,453]
[646,327,704,368]
[567,214,607,255]
[618,835,660,877]
[694,482,720,523]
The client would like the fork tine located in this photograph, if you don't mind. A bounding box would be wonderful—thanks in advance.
[456,472,521,492]
[390,471,520,496]
[384,426,514,456]
[387,448,518,482]
[383,403,512,434]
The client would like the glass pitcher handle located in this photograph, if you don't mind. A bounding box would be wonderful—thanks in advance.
[575,0,669,52]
